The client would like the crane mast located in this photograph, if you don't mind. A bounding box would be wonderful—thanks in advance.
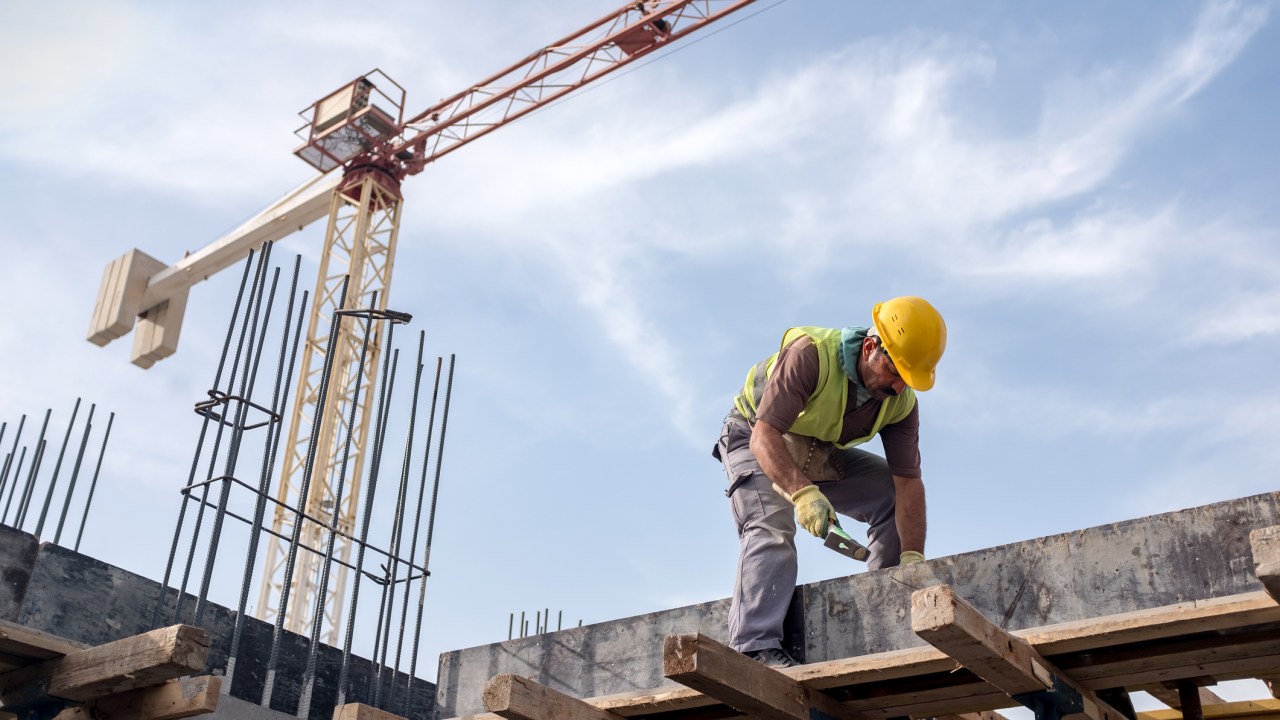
[90,0,762,645]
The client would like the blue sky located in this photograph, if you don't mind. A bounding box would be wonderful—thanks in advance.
[1,0,1278,703]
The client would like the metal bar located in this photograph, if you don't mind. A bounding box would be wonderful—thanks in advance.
[3,446,28,525]
[370,347,406,707]
[195,261,282,625]
[1,415,27,523]
[176,243,272,623]
[16,409,53,528]
[34,397,82,537]
[227,256,305,685]
[336,315,409,707]
[53,403,96,545]
[75,411,114,552]
[298,296,386,719]
[261,275,350,708]
[405,353,456,703]
[390,334,429,713]
[17,439,48,530]
[155,250,257,627]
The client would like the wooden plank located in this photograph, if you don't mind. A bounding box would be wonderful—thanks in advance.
[334,703,409,720]
[663,633,860,720]
[1252,527,1280,603]
[483,674,622,720]
[0,618,88,662]
[1140,684,1226,709]
[911,584,1128,720]
[1139,699,1280,720]
[936,712,1010,720]
[0,625,209,705]
[92,676,221,720]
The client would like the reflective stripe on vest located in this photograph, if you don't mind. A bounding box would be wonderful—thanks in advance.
[733,326,915,448]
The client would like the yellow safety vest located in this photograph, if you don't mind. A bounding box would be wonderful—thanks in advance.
[733,326,915,448]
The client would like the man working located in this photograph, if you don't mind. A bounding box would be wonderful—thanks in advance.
[713,296,947,668]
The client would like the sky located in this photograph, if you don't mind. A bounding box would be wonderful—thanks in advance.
[1,0,1279,708]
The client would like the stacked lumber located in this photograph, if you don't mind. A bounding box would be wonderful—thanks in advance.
[0,623,218,720]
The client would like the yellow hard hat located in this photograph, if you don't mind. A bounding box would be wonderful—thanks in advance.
[872,296,947,392]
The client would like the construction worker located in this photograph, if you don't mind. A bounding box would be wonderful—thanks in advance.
[713,296,946,668]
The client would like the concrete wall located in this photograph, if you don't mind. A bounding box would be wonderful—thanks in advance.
[0,527,434,720]
[434,491,1280,717]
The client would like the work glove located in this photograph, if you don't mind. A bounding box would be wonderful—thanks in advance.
[789,485,836,538]
[899,551,925,566]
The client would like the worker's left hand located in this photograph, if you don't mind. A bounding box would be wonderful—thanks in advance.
[899,550,925,566]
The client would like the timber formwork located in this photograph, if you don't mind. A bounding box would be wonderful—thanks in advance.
[448,524,1280,720]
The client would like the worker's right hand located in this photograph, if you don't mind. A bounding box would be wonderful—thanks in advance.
[790,485,836,538]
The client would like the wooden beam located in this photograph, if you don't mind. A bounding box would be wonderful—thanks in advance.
[334,703,408,720]
[911,584,1128,720]
[483,674,622,720]
[1140,684,1226,709]
[936,712,1011,720]
[663,633,860,720]
[92,676,221,720]
[1139,699,1280,720]
[0,625,209,706]
[1252,527,1280,603]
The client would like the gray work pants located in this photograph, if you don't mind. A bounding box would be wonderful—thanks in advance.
[714,412,901,653]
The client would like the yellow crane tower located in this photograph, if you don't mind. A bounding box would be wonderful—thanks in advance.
[87,0,760,644]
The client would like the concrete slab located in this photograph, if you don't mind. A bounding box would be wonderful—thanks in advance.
[0,524,38,622]
[434,491,1280,718]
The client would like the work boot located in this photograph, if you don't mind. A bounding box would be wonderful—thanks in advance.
[745,647,797,668]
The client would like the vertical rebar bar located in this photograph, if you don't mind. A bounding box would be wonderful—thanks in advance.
[16,410,52,528]
[75,412,114,553]
[195,264,281,625]
[156,250,257,627]
[261,275,349,708]
[17,439,48,529]
[35,397,81,537]
[1,413,29,522]
[3,447,28,524]
[335,313,405,708]
[179,244,272,623]
[226,257,305,688]
[390,336,431,711]
[298,304,386,720]
[53,403,96,545]
[404,354,456,706]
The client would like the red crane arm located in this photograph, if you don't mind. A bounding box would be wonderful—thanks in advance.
[393,0,759,175]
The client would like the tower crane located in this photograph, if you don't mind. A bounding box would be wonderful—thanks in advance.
[87,0,760,643]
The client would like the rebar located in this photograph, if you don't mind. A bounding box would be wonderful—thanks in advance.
[261,274,348,708]
[404,353,456,707]
[226,256,305,686]
[16,410,52,527]
[53,403,96,545]
[34,397,81,537]
[297,297,386,719]
[155,249,258,628]
[75,411,114,552]
[336,326,412,707]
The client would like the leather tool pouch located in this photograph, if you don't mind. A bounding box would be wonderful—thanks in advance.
[781,432,841,483]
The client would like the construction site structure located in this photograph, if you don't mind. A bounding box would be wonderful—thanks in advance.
[84,0,763,646]
[0,491,1278,720]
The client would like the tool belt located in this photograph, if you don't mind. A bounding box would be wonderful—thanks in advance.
[781,432,842,483]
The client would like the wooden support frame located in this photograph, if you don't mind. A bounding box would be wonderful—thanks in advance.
[910,584,1129,720]
[483,674,623,720]
[0,625,209,707]
[663,633,860,720]
[91,676,221,720]
[1251,526,1280,603]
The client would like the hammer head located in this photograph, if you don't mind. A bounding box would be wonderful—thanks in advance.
[824,525,869,561]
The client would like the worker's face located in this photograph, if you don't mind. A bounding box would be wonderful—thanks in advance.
[860,337,908,400]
